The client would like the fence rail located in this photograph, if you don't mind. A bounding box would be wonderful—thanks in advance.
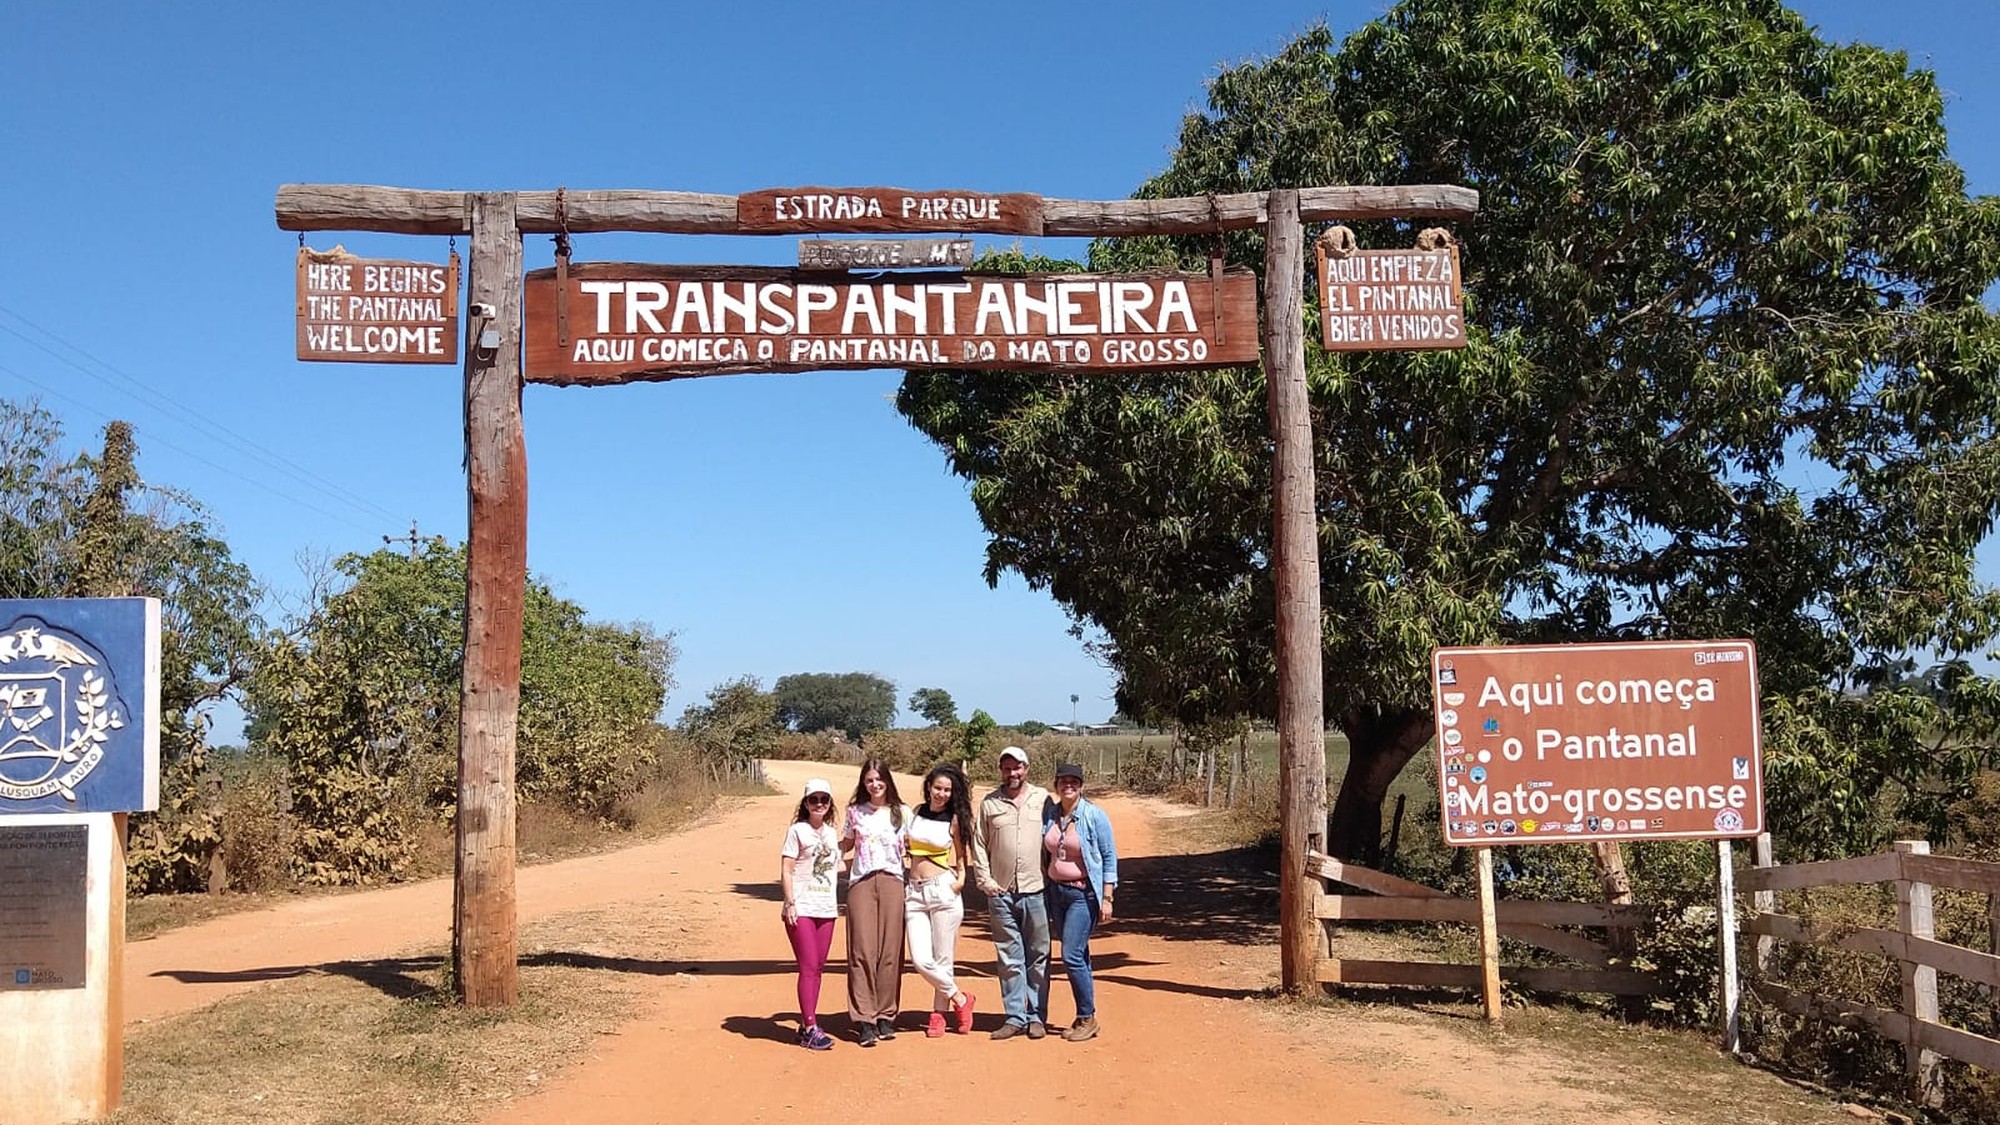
[1306,850,1661,997]
[1747,838,2000,1105]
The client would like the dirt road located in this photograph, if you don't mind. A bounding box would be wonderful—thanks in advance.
[125,761,1804,1124]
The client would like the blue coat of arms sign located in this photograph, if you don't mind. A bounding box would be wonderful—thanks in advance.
[0,599,159,814]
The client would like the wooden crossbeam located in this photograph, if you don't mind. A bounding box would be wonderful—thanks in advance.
[275,183,1481,237]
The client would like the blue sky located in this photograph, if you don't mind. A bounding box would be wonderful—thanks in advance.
[4,2,1997,733]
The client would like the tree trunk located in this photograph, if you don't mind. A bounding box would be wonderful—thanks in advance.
[1327,706,1433,863]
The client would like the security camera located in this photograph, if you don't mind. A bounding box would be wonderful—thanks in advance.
[469,302,497,319]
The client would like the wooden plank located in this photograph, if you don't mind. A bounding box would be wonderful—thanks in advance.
[1265,188,1325,995]
[1753,832,1775,975]
[1752,980,2000,1074]
[1746,913,2000,989]
[1476,847,1503,1020]
[1895,840,1942,1104]
[1318,958,1663,996]
[739,188,1042,235]
[1307,850,1616,965]
[1752,979,1911,1042]
[522,265,1260,382]
[1901,853,2000,896]
[1719,840,1741,1052]
[1316,893,1652,928]
[1737,850,1902,892]
[454,193,525,1009]
[277,183,1481,237]
[295,247,459,364]
[798,239,974,270]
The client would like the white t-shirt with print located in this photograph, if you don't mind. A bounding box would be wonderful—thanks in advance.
[782,821,840,918]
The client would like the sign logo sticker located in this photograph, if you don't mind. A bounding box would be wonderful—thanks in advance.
[0,625,124,802]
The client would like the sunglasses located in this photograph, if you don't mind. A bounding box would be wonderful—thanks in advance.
[806,794,832,803]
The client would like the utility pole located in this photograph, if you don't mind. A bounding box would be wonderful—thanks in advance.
[383,519,424,559]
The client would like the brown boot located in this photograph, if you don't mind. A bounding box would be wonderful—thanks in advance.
[1061,1016,1099,1042]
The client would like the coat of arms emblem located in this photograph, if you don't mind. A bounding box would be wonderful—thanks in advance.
[0,624,124,802]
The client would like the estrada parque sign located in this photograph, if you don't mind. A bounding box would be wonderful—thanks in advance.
[1431,640,1763,846]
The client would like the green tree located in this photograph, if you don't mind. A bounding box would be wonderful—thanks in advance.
[0,401,264,890]
[908,686,959,727]
[773,672,897,740]
[961,708,997,761]
[251,542,677,882]
[678,675,780,777]
[899,2,2000,859]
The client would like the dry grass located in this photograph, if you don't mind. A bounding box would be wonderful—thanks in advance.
[126,780,769,943]
[106,906,680,1125]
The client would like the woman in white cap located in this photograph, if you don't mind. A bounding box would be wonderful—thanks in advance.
[780,777,841,1050]
[1043,761,1117,1041]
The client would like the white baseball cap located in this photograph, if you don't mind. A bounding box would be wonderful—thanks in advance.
[804,778,832,797]
[999,746,1028,765]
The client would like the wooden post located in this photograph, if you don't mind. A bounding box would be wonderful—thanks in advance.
[1990,888,1999,1036]
[1718,839,1740,1053]
[1264,188,1327,993]
[454,192,527,1008]
[1753,832,1776,976]
[1475,845,1502,1022]
[1894,840,1941,1104]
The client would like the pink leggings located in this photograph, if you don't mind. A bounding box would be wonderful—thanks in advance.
[787,916,836,1026]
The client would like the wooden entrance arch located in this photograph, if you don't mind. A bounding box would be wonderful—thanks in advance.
[276,181,1479,1006]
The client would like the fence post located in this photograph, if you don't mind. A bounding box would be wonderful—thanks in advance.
[1718,839,1740,1053]
[1752,832,1775,976]
[1893,840,1941,1106]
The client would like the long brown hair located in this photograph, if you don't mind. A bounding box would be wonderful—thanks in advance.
[848,759,906,827]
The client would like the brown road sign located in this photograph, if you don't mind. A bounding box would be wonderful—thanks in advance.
[1318,246,1465,351]
[522,263,1260,384]
[295,247,459,363]
[1431,640,1763,846]
[738,187,1044,235]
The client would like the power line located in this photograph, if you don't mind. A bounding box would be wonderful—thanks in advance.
[0,358,380,535]
[0,304,401,524]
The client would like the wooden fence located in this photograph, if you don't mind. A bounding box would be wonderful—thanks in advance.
[1306,850,1664,997]
[1743,839,2000,1103]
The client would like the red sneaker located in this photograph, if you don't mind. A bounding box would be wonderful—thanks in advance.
[954,992,977,1035]
[925,1011,947,1038]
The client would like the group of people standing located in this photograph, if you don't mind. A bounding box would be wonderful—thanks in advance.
[777,745,1118,1051]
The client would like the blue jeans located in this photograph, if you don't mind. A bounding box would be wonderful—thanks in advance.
[1046,882,1096,1019]
[987,891,1050,1026]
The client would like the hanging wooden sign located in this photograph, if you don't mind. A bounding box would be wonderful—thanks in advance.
[799,239,975,270]
[1316,244,1465,352]
[738,187,1044,235]
[522,263,1258,383]
[295,246,460,363]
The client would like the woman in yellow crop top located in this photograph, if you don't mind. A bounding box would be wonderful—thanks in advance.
[905,762,977,1037]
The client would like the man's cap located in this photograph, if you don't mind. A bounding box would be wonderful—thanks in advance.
[804,778,833,797]
[1054,762,1085,782]
[999,746,1029,765]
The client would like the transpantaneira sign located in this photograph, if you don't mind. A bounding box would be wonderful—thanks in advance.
[1431,640,1763,846]
[295,247,460,364]
[522,263,1260,383]
[1317,246,1465,351]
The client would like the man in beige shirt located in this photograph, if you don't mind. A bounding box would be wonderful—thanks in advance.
[970,745,1052,1040]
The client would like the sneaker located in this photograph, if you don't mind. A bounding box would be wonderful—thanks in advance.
[990,1022,1024,1041]
[954,992,977,1035]
[1062,1016,1099,1042]
[875,1017,897,1041]
[1026,1021,1047,1040]
[800,1026,834,1051]
[857,1022,878,1048]
[925,1012,947,1038]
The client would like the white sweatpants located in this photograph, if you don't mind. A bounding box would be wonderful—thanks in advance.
[904,871,965,1008]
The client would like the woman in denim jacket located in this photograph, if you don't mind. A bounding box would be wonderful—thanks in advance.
[1040,761,1118,1041]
